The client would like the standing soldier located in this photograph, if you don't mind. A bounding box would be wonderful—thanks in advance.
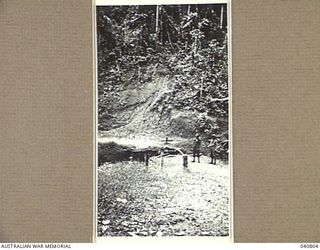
[192,133,201,163]
[208,135,221,165]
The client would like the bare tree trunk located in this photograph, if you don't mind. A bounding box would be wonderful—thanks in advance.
[155,5,160,33]
[220,5,224,29]
[160,6,163,45]
[193,36,198,54]
[187,5,190,15]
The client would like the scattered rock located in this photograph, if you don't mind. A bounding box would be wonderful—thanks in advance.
[220,230,229,236]
[156,231,163,237]
[116,198,128,203]
[200,231,211,236]
[98,155,229,237]
[102,219,110,225]
[174,231,185,236]
[137,231,148,236]
[128,232,137,237]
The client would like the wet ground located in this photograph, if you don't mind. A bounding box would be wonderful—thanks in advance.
[98,155,230,237]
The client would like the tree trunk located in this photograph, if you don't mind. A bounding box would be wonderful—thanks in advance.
[155,5,160,33]
[160,6,163,45]
[167,29,175,51]
[220,5,224,29]
[200,77,203,98]
[193,36,198,54]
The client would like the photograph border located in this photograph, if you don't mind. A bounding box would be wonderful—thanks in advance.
[93,0,233,243]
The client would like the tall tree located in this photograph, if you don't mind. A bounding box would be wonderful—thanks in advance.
[155,5,160,33]
[220,5,224,29]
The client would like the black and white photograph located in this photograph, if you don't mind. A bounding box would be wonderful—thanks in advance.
[96,1,231,238]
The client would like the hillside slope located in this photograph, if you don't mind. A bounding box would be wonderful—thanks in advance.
[97,5,229,150]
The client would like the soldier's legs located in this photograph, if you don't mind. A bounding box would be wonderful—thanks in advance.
[210,150,214,164]
[195,151,200,163]
[192,149,200,163]
[214,151,219,165]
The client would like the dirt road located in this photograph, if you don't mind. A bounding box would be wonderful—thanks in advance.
[98,155,230,237]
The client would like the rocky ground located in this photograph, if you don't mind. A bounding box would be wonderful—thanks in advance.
[98,154,230,237]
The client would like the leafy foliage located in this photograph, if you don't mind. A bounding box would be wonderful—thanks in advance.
[97,4,229,142]
[98,142,133,165]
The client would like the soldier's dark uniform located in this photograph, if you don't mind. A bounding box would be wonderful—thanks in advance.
[208,137,220,165]
[192,134,201,163]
